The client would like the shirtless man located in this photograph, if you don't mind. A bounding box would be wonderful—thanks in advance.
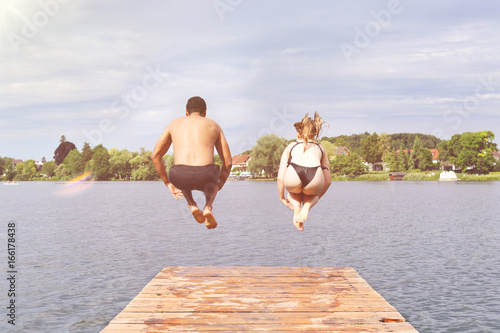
[152,96,232,229]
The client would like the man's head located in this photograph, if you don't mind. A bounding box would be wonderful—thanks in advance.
[186,96,207,116]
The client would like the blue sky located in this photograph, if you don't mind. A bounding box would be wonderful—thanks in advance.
[1,0,500,160]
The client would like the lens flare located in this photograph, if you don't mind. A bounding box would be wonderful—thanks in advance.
[58,171,93,195]
[63,171,93,186]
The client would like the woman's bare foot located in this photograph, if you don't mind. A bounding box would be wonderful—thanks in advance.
[203,207,217,229]
[294,217,304,231]
[189,206,205,223]
[296,203,311,226]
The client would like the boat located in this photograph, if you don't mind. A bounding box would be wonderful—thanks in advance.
[389,172,406,181]
[439,171,459,181]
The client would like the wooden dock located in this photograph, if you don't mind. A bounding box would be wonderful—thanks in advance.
[101,266,418,332]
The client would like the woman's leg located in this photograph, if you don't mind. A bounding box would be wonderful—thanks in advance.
[296,194,319,224]
[287,192,304,231]
[296,168,324,223]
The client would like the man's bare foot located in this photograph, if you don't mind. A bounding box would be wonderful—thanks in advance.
[189,206,205,223]
[203,208,217,229]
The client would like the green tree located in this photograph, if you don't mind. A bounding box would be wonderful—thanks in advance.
[332,153,368,177]
[91,145,111,180]
[55,164,70,178]
[22,160,37,180]
[130,148,156,180]
[213,154,222,168]
[248,134,288,177]
[387,149,404,172]
[241,149,252,155]
[163,155,175,173]
[15,162,23,180]
[81,142,92,172]
[438,131,497,174]
[0,157,5,178]
[410,136,433,170]
[41,161,57,178]
[63,149,82,176]
[400,148,412,171]
[379,133,391,161]
[457,131,496,173]
[360,132,383,167]
[333,137,347,147]
[320,140,338,159]
[109,148,132,180]
[15,160,37,180]
[2,158,16,181]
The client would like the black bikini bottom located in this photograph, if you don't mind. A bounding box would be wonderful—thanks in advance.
[289,163,321,187]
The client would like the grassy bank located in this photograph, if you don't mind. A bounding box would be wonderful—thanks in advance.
[332,171,500,181]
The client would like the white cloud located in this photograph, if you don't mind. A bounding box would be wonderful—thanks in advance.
[1,0,500,159]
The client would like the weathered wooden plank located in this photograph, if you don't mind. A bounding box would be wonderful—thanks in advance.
[102,323,418,332]
[158,266,355,276]
[109,311,407,325]
[101,266,418,332]
[101,322,418,332]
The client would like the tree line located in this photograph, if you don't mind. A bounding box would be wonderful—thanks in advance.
[247,131,498,178]
[1,136,169,181]
[2,131,498,181]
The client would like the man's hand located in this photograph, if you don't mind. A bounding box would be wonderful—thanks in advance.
[167,183,184,200]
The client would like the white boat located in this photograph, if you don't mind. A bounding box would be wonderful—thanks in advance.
[439,171,459,181]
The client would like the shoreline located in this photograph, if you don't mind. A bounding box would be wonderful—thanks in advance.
[4,172,500,183]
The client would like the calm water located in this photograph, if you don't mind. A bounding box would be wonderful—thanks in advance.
[1,180,499,333]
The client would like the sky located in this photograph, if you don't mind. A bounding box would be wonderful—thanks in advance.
[1,0,500,161]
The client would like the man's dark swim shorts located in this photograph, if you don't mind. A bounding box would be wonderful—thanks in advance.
[169,164,220,193]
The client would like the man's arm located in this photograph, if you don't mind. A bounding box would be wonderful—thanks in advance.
[214,126,232,190]
[151,125,183,199]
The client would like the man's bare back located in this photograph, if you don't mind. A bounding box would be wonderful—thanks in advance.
[152,96,232,229]
[169,115,223,166]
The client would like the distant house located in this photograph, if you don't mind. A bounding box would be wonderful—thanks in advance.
[35,161,44,172]
[429,149,439,164]
[231,155,251,171]
[371,162,388,171]
[493,151,500,162]
[328,147,350,160]
[12,159,23,167]
[334,147,350,157]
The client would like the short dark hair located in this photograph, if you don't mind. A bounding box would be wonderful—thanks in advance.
[186,96,207,115]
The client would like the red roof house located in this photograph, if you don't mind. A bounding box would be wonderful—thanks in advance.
[231,155,251,171]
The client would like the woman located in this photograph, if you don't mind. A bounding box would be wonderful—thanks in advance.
[277,112,331,231]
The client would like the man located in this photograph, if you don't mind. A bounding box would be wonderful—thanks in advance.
[152,96,232,229]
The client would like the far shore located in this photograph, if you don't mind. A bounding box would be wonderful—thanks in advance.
[249,171,500,182]
[4,172,500,183]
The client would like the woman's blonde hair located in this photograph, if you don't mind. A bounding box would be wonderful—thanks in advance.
[293,112,325,151]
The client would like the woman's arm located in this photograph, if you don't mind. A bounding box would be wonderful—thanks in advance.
[317,145,332,199]
[277,144,293,210]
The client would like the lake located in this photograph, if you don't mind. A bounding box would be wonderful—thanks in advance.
[1,180,499,333]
